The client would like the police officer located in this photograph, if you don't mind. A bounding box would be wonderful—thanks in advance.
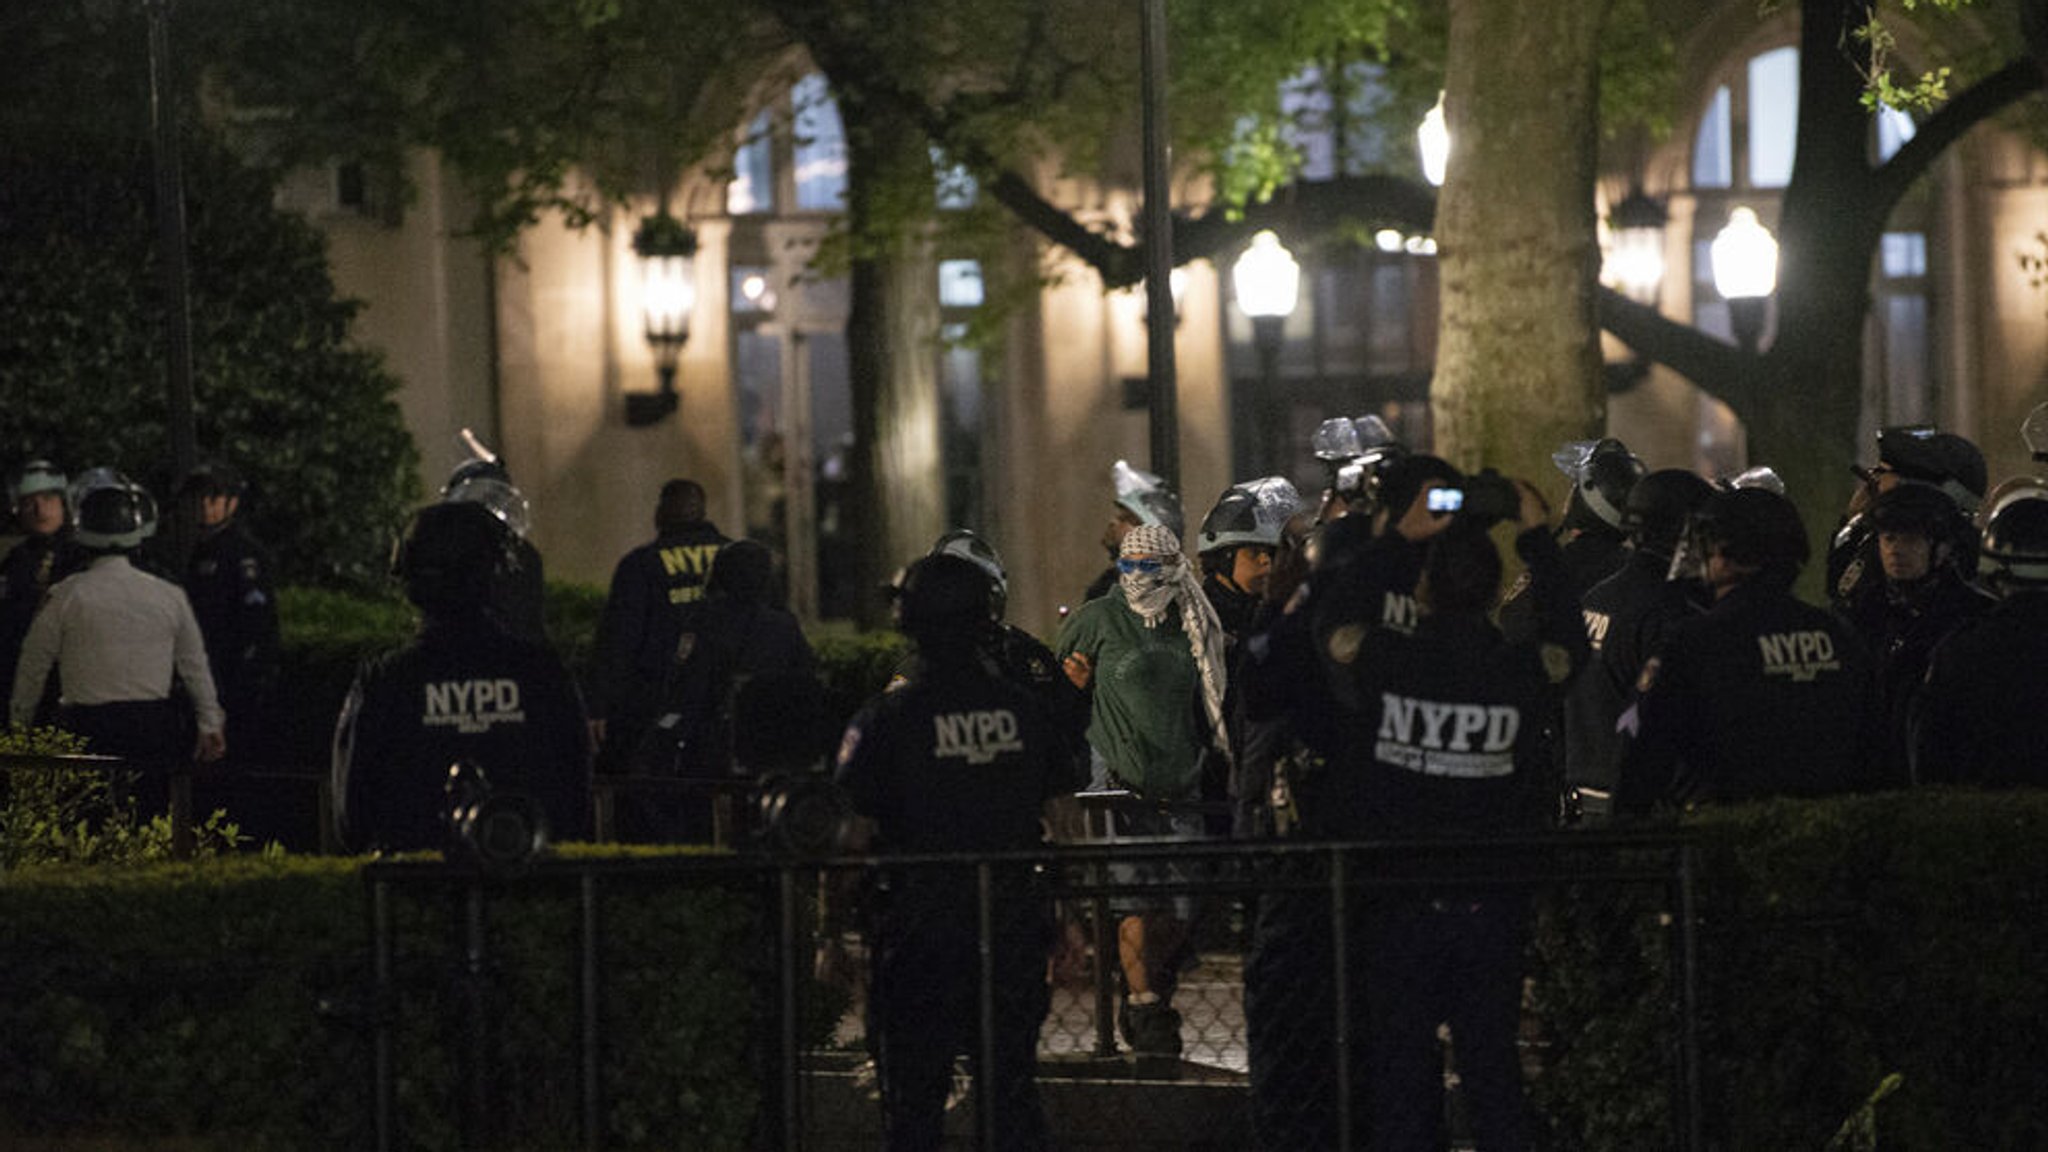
[1196,478,1303,834]
[1500,437,1643,643]
[835,553,1066,1151]
[178,461,281,766]
[1081,460,1185,604]
[589,478,732,775]
[1311,474,1577,1152]
[924,529,1089,768]
[1617,487,1876,814]
[442,453,548,642]
[1564,468,1715,820]
[1843,483,1992,788]
[10,471,224,780]
[331,502,590,852]
[1829,425,1986,620]
[1909,482,2048,787]
[1,459,86,704]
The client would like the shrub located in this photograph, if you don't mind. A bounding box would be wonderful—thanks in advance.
[0,847,769,1150]
[1528,791,2048,1151]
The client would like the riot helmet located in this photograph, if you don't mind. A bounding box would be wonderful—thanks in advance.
[895,553,995,644]
[1868,482,1963,537]
[392,501,512,611]
[9,459,67,510]
[445,475,533,540]
[1979,482,2048,590]
[72,471,159,552]
[930,528,1007,620]
[1111,459,1185,541]
[1689,487,1809,580]
[1621,469,1715,557]
[1554,438,1644,531]
[1876,426,1986,512]
[1198,477,1303,554]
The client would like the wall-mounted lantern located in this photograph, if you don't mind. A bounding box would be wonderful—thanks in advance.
[627,210,698,426]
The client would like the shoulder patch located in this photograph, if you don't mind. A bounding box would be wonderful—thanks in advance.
[1540,643,1573,684]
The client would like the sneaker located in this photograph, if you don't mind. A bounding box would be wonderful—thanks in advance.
[1119,1001,1184,1057]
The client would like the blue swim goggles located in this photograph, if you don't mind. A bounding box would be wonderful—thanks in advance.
[1116,557,1166,574]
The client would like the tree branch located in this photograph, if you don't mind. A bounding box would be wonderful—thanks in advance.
[1597,286,1757,425]
[1869,54,2046,224]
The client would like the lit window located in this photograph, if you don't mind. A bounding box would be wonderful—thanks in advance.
[938,260,984,308]
[792,74,847,211]
[1881,232,1926,279]
[933,148,977,209]
[1877,103,1917,162]
[728,111,774,215]
[1693,86,1732,189]
[1747,48,1800,188]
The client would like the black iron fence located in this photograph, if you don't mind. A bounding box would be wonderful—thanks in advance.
[360,822,1701,1152]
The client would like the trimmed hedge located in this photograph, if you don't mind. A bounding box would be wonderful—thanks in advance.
[1529,791,2048,1151]
[0,847,774,1151]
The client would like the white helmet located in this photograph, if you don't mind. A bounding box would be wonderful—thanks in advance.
[1198,476,1303,553]
[1112,459,1184,540]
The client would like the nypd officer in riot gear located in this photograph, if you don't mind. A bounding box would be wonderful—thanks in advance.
[1312,471,1578,1152]
[1500,438,1644,644]
[1564,468,1716,820]
[927,528,1089,770]
[1843,482,1992,788]
[1829,425,1986,620]
[1617,487,1875,814]
[1910,481,2048,787]
[835,553,1069,1151]
[1,458,86,699]
[332,502,590,853]
[441,451,548,643]
[10,471,225,777]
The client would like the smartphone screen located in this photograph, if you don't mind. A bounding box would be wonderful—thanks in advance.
[1428,488,1464,513]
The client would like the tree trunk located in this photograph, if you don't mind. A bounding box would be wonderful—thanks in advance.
[1432,0,1613,491]
[1748,0,1886,585]
[842,92,944,627]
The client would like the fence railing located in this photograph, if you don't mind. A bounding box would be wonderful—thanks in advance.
[360,828,1701,1152]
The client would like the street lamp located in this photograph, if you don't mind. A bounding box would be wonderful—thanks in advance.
[1710,206,1778,354]
[1233,230,1301,471]
[1418,92,1449,187]
[627,210,698,426]
[1604,187,1669,306]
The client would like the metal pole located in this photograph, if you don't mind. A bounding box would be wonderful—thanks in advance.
[143,0,198,483]
[1138,0,1179,493]
[1676,844,1704,1152]
[1329,849,1353,1151]
[372,880,395,1152]
[976,862,997,1152]
[779,866,802,1152]
[580,874,602,1150]
[1253,316,1284,475]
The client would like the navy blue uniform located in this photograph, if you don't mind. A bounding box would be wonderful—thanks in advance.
[1843,573,1991,789]
[1565,550,1704,811]
[184,520,281,762]
[835,655,1062,1152]
[1324,528,1579,1152]
[0,529,85,707]
[333,610,590,852]
[1617,582,1875,814]
[591,522,731,767]
[1910,592,2048,787]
